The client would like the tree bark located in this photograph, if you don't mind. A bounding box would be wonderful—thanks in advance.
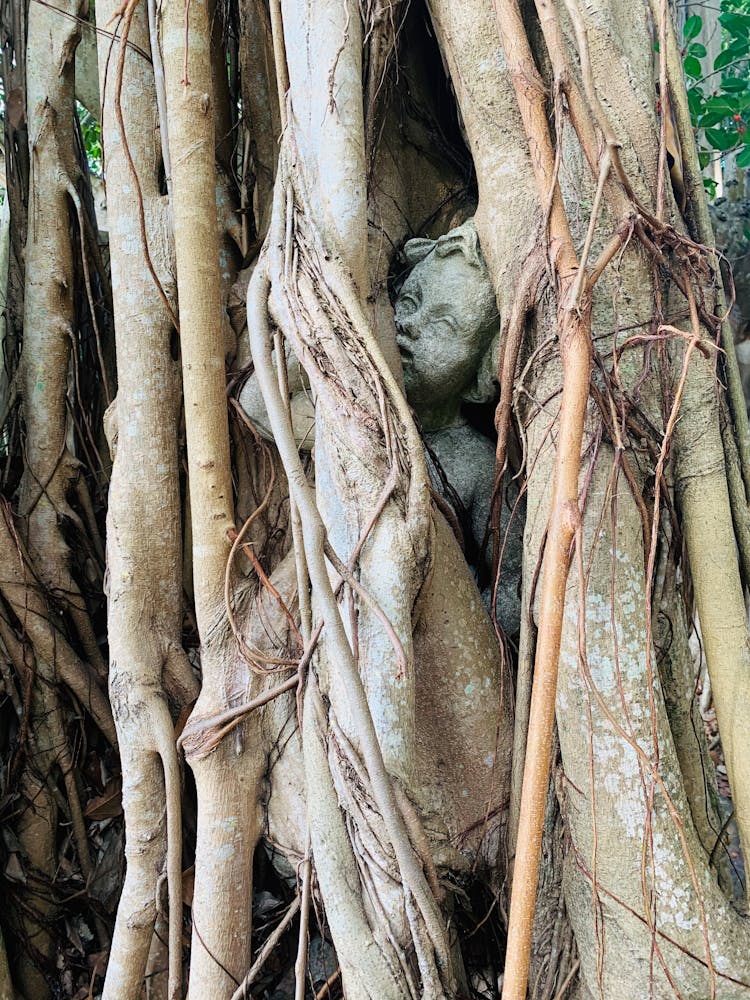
[96,2,197,997]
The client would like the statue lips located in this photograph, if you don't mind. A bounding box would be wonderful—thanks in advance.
[394,320,416,368]
[398,343,414,367]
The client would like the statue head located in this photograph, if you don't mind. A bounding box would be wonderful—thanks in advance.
[394,219,499,420]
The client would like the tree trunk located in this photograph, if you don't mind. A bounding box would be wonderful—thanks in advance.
[6,1,750,998]
[96,2,197,997]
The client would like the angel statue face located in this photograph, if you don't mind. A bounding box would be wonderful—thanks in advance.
[393,219,499,428]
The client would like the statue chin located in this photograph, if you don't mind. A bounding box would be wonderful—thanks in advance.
[400,365,422,402]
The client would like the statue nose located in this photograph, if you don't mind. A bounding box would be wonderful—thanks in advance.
[395,316,417,341]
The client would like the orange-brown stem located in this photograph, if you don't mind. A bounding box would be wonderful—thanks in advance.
[492,1,594,997]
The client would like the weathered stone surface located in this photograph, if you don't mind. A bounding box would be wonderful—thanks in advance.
[710,197,750,410]
[395,219,522,634]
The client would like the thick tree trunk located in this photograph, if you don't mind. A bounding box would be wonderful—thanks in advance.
[11,6,85,996]
[430,0,750,996]
[20,0,104,678]
[161,2,261,995]
[8,1,750,997]
[96,3,197,998]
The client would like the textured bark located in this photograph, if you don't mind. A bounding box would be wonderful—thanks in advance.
[527,1,750,994]
[279,0,425,781]
[430,0,750,995]
[654,555,729,888]
[674,350,750,869]
[249,251,456,997]
[8,2,750,998]
[0,928,14,1000]
[520,363,750,997]
[10,6,86,996]
[242,2,517,994]
[20,0,102,678]
[161,1,260,995]
[96,2,196,998]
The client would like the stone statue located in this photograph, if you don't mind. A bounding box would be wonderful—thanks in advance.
[710,198,750,414]
[239,219,523,634]
[394,219,522,633]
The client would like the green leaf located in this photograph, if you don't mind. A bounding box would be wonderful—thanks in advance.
[684,13,703,40]
[689,42,707,58]
[699,111,727,126]
[719,11,750,37]
[736,144,750,167]
[705,95,737,111]
[684,55,703,78]
[722,78,748,91]
[702,96,735,114]
[727,37,750,56]
[706,126,736,149]
[688,86,704,117]
[698,149,711,168]
[743,226,750,242]
[714,49,737,70]
[704,177,718,198]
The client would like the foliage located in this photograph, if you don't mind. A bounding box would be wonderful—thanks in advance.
[681,0,750,197]
[77,103,102,177]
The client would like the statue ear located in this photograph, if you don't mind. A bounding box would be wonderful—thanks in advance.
[462,331,500,405]
[435,219,481,266]
[402,238,436,266]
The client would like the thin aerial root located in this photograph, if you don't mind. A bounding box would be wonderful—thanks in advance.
[315,968,342,999]
[155,700,184,1000]
[294,835,313,1000]
[178,674,300,759]
[230,896,301,1000]
[106,0,179,331]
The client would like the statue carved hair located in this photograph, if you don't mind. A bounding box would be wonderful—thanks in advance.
[399,219,500,405]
